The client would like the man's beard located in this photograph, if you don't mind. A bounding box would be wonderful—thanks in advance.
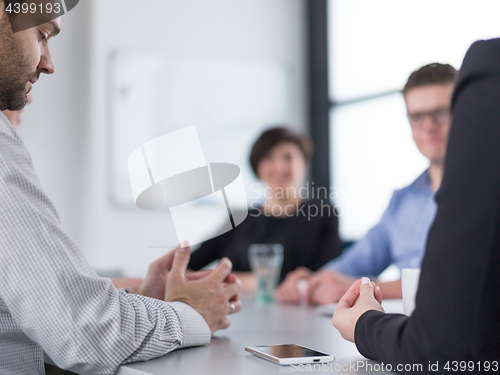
[0,15,34,111]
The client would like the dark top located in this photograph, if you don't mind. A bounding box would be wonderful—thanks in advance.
[355,39,500,371]
[188,200,342,282]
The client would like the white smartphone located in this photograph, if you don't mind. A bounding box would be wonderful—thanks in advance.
[245,344,334,365]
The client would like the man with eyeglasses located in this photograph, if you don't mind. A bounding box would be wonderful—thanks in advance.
[275,63,457,305]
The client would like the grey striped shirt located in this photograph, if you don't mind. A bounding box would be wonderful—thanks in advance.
[0,112,211,375]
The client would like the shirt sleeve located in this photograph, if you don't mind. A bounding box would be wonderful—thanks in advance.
[322,203,393,277]
[0,128,210,375]
[306,207,343,271]
[354,39,500,366]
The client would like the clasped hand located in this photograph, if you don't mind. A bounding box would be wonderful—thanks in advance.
[332,277,384,342]
[137,244,242,334]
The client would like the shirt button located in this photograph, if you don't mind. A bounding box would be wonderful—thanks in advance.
[411,257,419,267]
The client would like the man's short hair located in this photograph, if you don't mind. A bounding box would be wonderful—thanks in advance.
[403,63,458,95]
[249,127,313,178]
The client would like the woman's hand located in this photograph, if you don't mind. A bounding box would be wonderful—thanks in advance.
[332,277,384,342]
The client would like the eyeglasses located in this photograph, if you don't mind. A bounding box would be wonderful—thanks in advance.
[407,108,451,128]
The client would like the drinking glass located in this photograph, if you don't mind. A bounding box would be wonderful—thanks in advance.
[248,244,284,302]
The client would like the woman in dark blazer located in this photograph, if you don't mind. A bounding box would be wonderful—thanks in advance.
[333,39,500,372]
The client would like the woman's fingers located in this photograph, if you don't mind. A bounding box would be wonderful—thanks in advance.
[373,282,382,304]
[336,278,363,310]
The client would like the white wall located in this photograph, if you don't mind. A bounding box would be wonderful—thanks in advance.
[73,0,310,277]
[18,0,91,242]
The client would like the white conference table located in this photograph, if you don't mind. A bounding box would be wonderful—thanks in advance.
[112,296,404,375]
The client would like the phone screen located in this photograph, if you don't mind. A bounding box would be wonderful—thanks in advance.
[248,344,330,359]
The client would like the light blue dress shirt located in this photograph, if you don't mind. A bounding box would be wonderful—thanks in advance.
[324,170,436,277]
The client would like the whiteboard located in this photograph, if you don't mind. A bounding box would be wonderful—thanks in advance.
[108,52,294,208]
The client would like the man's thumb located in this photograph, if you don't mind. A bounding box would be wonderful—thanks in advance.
[170,242,191,279]
[360,277,375,298]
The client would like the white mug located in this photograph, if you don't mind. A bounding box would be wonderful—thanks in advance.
[402,268,421,316]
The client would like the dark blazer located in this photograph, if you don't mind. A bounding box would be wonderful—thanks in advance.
[355,38,500,373]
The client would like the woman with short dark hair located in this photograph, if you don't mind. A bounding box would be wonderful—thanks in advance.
[188,126,342,292]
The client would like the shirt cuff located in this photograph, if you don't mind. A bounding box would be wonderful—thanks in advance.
[167,301,211,348]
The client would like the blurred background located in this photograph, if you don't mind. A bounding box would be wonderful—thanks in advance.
[17,0,500,278]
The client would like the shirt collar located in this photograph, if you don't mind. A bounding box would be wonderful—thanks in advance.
[0,111,15,133]
[0,110,24,144]
[411,169,432,192]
